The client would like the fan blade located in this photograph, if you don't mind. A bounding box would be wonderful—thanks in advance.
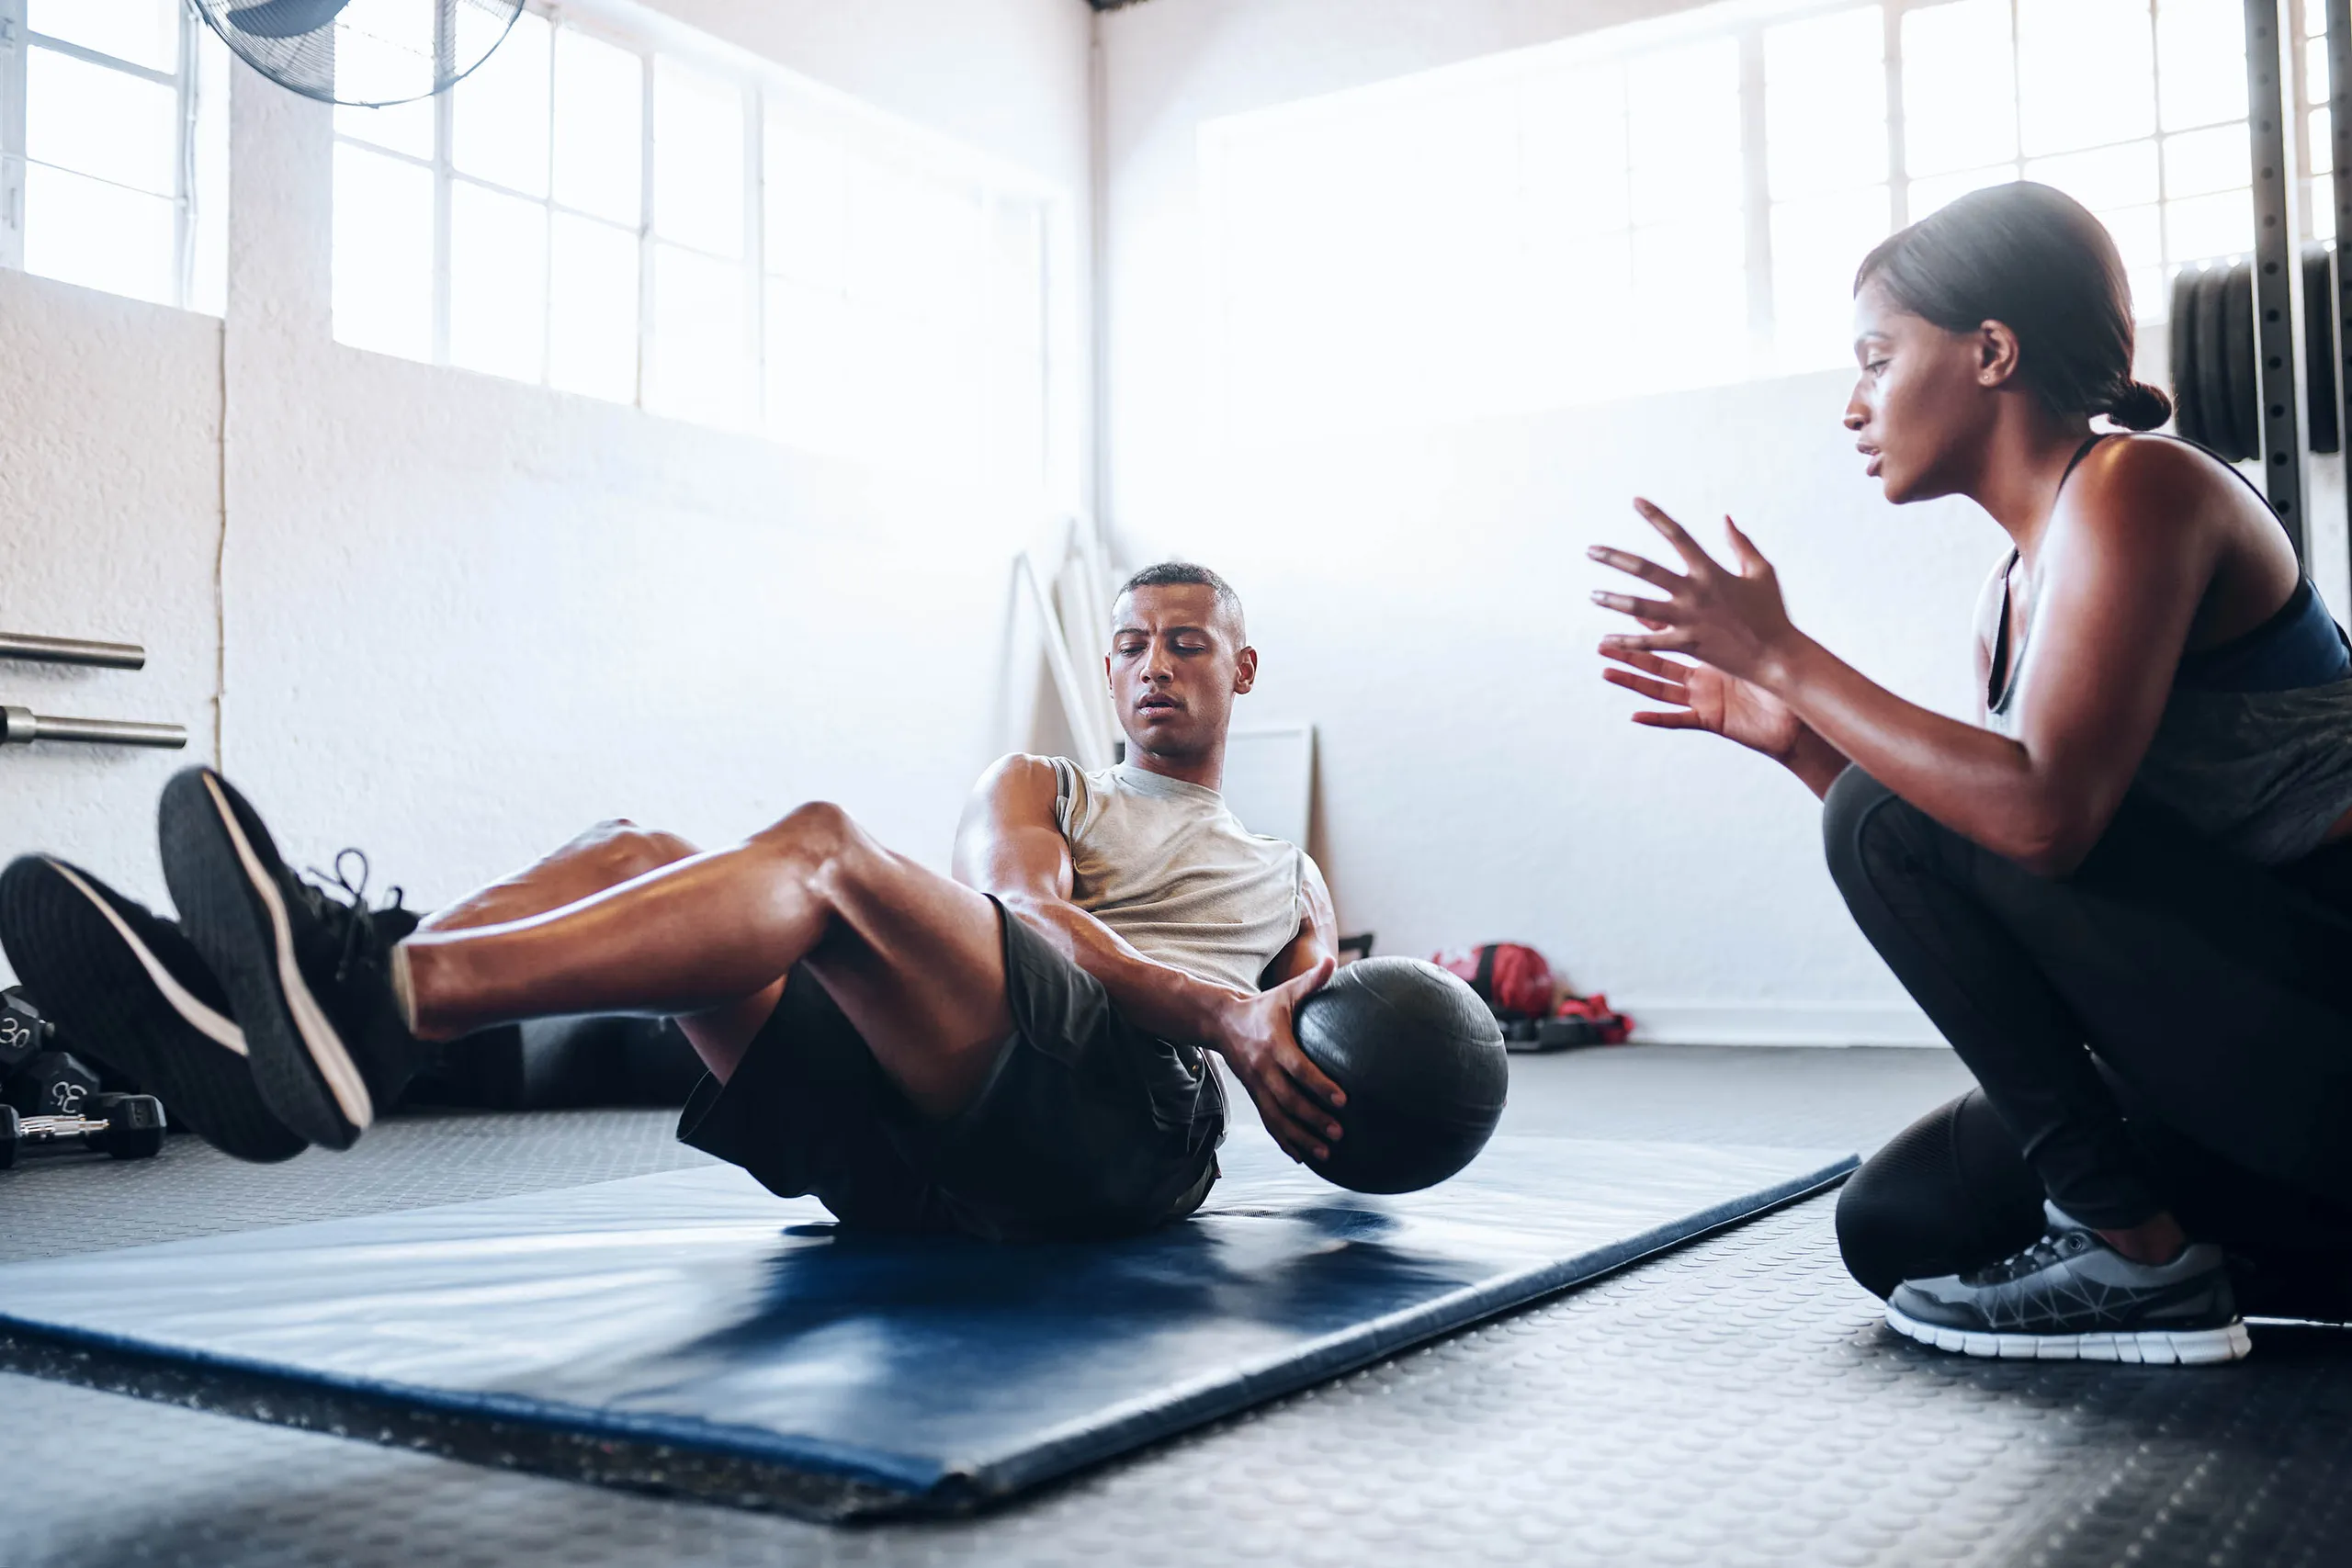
[223,0,354,39]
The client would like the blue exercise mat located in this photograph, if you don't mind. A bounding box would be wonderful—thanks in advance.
[0,1134,1851,1518]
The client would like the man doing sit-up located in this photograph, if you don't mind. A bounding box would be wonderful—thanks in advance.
[0,563,1344,1240]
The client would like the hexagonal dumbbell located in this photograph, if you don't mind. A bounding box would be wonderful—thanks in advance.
[0,1093,167,1169]
[5,1049,101,1120]
[0,987,54,1080]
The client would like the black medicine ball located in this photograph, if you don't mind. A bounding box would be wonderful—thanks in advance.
[1294,957,1509,1194]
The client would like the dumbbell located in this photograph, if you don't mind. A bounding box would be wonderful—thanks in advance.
[0,1093,168,1170]
[5,1048,102,1119]
[0,986,54,1078]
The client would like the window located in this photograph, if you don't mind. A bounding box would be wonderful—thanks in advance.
[0,0,229,312]
[1204,0,2274,440]
[332,1,1063,498]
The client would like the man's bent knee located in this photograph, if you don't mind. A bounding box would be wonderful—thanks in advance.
[578,820,699,883]
[750,801,864,868]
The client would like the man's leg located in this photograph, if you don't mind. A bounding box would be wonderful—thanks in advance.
[397,802,1012,1118]
[412,819,784,1075]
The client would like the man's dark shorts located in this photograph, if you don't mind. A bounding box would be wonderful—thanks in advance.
[678,898,1226,1241]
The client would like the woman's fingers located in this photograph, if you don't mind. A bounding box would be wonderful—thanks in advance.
[1592,590,1678,620]
[1631,497,1723,573]
[1631,709,1708,729]
[1722,514,1771,574]
[1601,666,1689,705]
[1599,643,1696,681]
[1600,629,1696,655]
[1586,545,1686,592]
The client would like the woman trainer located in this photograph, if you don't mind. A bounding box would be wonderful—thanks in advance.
[1592,181,2352,1365]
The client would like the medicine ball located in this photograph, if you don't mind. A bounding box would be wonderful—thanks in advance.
[1294,957,1509,1194]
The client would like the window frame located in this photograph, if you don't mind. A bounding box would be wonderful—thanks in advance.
[330,0,1069,498]
[0,0,216,310]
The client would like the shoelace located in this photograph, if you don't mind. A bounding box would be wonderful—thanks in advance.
[1971,1227,2096,1285]
[301,848,409,985]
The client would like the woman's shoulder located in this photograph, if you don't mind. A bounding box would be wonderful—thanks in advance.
[2061,432,2267,545]
[2073,431,2250,507]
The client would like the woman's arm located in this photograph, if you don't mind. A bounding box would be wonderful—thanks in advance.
[1592,440,2232,874]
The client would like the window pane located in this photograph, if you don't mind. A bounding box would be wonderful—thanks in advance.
[333,142,435,360]
[653,60,744,258]
[1765,6,1886,201]
[27,0,176,73]
[2098,202,2163,277]
[1522,65,1630,239]
[1627,39,1742,227]
[2018,0,2154,155]
[2157,0,2247,132]
[2165,123,2251,197]
[27,48,179,196]
[1909,165,2015,220]
[2025,141,2160,212]
[647,243,749,425]
[763,115,851,284]
[2310,38,2331,111]
[453,7,551,197]
[22,163,175,304]
[1773,186,1891,371]
[2314,109,2335,177]
[1903,0,2017,177]
[1631,220,1745,389]
[334,0,440,109]
[766,276,854,451]
[2165,188,2251,262]
[549,213,641,403]
[847,154,981,316]
[336,101,435,160]
[554,28,643,224]
[450,181,549,383]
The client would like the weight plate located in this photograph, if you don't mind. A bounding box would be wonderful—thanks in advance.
[2195,265,2238,459]
[2223,257,2259,464]
[2305,245,2339,455]
[2169,265,2204,444]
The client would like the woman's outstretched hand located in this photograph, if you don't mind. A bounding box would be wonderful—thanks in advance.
[1599,640,1811,761]
[1589,501,1847,786]
[1588,499,1802,685]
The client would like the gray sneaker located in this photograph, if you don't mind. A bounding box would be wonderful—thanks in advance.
[1886,1201,2251,1365]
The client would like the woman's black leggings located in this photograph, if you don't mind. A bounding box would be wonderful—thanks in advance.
[1820,767,2352,1299]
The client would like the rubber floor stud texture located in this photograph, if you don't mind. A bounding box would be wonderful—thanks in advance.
[6,1049,2352,1568]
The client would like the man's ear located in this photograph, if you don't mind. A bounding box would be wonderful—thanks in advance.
[1977,320,2023,388]
[1103,652,1114,694]
[1233,645,1259,695]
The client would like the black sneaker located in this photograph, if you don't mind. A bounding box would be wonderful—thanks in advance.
[158,767,423,1151]
[0,856,307,1163]
[1886,1201,2251,1365]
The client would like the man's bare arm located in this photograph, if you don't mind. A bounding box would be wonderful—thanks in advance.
[952,754,1343,1161]
[1260,854,1339,987]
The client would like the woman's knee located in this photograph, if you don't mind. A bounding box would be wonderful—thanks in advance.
[1835,1091,2043,1298]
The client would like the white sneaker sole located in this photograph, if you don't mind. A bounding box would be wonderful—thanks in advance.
[1885,1302,2252,1364]
[201,773,376,1135]
[47,860,247,1056]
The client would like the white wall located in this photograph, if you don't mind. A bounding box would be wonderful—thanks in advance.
[0,0,1094,971]
[1096,0,2002,1044]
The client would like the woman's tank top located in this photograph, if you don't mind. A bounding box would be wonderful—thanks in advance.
[1986,434,2352,864]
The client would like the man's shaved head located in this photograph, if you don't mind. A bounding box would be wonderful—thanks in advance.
[1115,561,1245,640]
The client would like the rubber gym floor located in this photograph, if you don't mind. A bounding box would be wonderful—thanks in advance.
[5,1043,2349,1568]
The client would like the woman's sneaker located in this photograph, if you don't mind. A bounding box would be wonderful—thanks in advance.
[158,767,423,1151]
[0,855,308,1163]
[1886,1201,2251,1364]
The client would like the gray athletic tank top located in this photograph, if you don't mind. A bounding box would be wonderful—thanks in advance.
[1048,759,1306,994]
[1987,441,2352,864]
